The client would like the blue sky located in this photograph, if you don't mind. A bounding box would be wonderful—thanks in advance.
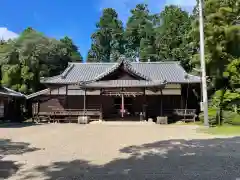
[1,0,196,60]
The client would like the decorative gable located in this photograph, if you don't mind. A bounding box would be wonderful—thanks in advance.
[93,58,151,81]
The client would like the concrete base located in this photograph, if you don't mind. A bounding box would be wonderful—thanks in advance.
[77,116,90,124]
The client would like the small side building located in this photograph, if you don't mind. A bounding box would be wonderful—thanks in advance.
[0,86,26,122]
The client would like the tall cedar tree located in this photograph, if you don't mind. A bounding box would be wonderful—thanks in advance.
[87,8,124,62]
[190,0,240,123]
[191,0,240,84]
[155,5,192,71]
[125,4,156,61]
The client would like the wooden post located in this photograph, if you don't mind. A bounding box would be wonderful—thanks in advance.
[143,88,146,120]
[180,85,183,109]
[160,89,163,116]
[100,88,103,121]
[83,89,86,116]
[121,93,124,118]
[37,101,40,115]
[66,85,68,109]
[65,85,70,123]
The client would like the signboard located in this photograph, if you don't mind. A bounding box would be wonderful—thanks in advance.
[200,102,204,112]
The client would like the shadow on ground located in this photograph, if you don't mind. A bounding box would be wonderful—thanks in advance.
[0,122,42,128]
[0,139,40,179]
[23,137,240,180]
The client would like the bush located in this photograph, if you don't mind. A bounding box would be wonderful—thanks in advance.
[199,108,219,126]
[223,111,240,125]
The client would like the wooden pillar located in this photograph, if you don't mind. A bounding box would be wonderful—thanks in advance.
[160,89,163,116]
[180,85,184,109]
[143,88,146,120]
[100,88,103,120]
[37,101,40,115]
[83,89,86,116]
[121,93,124,118]
[65,85,68,109]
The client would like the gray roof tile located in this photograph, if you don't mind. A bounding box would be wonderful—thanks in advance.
[41,61,201,84]
[26,89,50,99]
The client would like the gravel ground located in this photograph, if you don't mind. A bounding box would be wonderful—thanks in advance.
[0,122,240,180]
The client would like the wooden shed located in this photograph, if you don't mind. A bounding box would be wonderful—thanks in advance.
[0,86,26,122]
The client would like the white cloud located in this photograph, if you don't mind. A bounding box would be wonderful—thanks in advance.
[165,0,196,7]
[0,27,19,41]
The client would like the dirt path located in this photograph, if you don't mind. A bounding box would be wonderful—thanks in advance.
[1,123,239,180]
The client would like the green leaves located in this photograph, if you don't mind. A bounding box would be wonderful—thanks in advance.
[155,5,192,70]
[0,27,74,94]
[225,58,240,86]
[87,4,192,64]
[87,8,124,62]
[60,36,83,62]
[125,4,155,60]
[191,0,240,88]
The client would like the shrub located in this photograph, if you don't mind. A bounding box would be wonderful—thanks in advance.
[199,108,219,126]
[223,111,240,125]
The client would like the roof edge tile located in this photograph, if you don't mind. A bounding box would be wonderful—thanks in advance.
[61,64,75,79]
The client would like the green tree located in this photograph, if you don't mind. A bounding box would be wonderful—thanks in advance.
[191,0,240,124]
[225,59,240,87]
[191,0,240,88]
[0,28,70,94]
[87,8,124,62]
[125,4,156,61]
[60,36,83,62]
[155,5,192,70]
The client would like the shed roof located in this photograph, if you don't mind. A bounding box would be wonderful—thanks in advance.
[0,87,26,98]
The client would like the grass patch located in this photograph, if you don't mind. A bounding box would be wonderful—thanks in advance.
[200,125,240,135]
[173,121,203,125]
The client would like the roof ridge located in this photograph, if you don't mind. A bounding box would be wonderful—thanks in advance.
[1,86,26,97]
[61,64,75,79]
[92,61,121,81]
[131,61,180,64]
[26,88,50,99]
[40,74,61,82]
[92,59,152,81]
[70,62,115,65]
[70,61,180,65]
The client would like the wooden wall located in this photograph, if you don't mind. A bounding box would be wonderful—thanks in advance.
[33,94,190,119]
[31,83,201,119]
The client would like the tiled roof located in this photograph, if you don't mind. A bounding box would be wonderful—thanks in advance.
[92,59,151,81]
[80,80,166,88]
[41,60,201,84]
[26,88,87,99]
[0,87,26,98]
[27,86,101,99]
[26,89,50,99]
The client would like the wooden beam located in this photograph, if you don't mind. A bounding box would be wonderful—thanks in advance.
[143,88,146,120]
[66,85,68,109]
[121,93,124,118]
[160,89,163,116]
[83,89,86,116]
[100,88,103,120]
